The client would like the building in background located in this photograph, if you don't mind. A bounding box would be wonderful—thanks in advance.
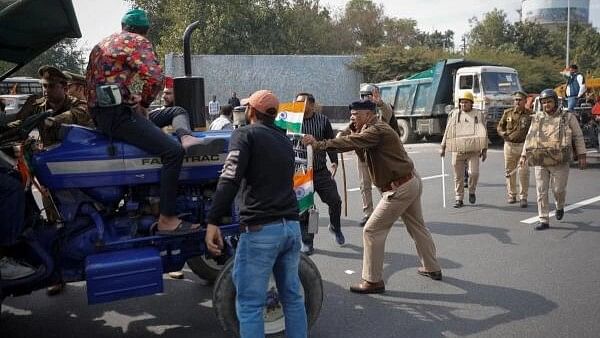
[521,0,590,26]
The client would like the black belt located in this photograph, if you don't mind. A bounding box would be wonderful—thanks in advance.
[381,172,414,192]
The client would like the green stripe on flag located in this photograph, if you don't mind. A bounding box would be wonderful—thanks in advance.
[297,194,314,214]
[275,120,302,133]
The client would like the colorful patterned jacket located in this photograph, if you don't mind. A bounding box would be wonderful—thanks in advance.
[85,31,164,109]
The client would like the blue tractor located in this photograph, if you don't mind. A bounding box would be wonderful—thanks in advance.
[0,1,323,336]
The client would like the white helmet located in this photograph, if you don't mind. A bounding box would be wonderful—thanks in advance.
[360,83,377,96]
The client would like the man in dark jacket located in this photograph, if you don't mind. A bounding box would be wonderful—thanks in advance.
[205,90,307,338]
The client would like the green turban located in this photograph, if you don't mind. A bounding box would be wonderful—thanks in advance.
[121,8,149,28]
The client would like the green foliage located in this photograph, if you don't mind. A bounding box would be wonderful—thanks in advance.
[0,39,85,78]
[351,46,456,83]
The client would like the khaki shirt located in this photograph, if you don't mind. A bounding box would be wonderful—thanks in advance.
[340,101,395,162]
[16,95,92,146]
[497,106,532,143]
[314,118,414,189]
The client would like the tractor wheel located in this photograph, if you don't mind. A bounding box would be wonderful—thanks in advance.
[212,254,323,337]
[187,254,229,283]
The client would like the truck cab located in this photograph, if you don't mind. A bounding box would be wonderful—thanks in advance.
[454,66,522,138]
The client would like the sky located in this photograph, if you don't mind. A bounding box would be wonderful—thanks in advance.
[73,0,600,52]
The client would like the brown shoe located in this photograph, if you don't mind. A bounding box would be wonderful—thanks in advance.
[349,279,385,294]
[417,268,443,281]
[46,282,65,296]
[168,271,184,279]
[507,197,517,204]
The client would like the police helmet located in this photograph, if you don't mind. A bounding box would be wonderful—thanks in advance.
[360,84,377,97]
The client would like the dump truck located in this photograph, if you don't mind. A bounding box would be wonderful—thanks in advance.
[374,59,524,143]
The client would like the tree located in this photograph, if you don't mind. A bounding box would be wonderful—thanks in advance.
[513,21,549,57]
[0,39,85,78]
[381,17,420,48]
[338,0,385,52]
[467,9,515,50]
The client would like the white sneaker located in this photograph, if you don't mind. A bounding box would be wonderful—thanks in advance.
[0,257,35,280]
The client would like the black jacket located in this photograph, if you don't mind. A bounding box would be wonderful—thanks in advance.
[207,121,299,226]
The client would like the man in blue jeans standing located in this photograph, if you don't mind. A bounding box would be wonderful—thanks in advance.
[205,90,307,338]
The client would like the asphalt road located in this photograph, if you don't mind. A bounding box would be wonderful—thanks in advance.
[2,143,599,338]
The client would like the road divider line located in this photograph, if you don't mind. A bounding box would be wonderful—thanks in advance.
[347,174,448,192]
[520,195,600,224]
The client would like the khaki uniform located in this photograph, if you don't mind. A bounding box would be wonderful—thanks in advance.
[497,106,532,200]
[17,95,92,146]
[315,118,440,282]
[441,108,488,201]
[354,101,394,219]
[521,110,586,223]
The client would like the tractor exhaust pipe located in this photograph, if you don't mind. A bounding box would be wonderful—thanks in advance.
[174,20,206,129]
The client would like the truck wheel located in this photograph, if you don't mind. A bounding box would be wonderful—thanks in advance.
[397,119,415,144]
[213,254,323,337]
[187,254,229,283]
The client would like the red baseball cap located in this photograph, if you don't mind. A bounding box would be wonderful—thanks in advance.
[241,90,279,115]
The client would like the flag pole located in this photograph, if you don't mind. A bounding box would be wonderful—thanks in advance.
[341,152,348,217]
[441,155,446,208]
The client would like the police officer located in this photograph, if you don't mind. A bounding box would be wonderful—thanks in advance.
[63,71,87,101]
[304,100,442,294]
[353,84,400,227]
[497,91,532,207]
[520,89,586,230]
[440,91,488,208]
[12,66,92,147]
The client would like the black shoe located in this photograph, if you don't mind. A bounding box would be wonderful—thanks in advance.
[359,216,369,227]
[417,269,443,281]
[468,193,476,204]
[520,199,528,208]
[534,222,550,231]
[556,209,564,220]
[328,225,346,246]
[453,200,463,208]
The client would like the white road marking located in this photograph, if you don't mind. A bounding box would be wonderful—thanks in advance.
[520,195,600,224]
[344,270,356,275]
[346,174,449,192]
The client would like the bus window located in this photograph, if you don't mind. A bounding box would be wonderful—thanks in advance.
[394,85,413,114]
[459,75,473,90]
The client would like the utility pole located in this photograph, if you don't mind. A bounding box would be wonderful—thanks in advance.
[566,0,571,67]
[461,36,467,56]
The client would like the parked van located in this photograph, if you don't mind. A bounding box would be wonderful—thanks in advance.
[374,59,523,143]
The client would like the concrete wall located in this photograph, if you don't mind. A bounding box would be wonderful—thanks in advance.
[164,54,363,121]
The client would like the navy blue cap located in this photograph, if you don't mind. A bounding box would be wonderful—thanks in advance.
[349,100,376,111]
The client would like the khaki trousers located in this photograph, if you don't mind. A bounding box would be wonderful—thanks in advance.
[357,159,373,218]
[534,163,569,223]
[451,152,480,200]
[362,172,440,282]
[504,142,529,200]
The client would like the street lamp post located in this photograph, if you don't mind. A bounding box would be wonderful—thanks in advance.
[566,0,571,67]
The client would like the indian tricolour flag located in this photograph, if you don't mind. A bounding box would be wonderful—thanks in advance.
[275,101,306,134]
[293,168,314,214]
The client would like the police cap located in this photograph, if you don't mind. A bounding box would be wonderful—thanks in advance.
[38,65,68,84]
[349,100,376,112]
[512,91,527,99]
[63,71,86,85]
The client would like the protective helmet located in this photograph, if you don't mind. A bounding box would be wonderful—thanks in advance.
[459,91,474,103]
[539,88,558,101]
[360,83,377,96]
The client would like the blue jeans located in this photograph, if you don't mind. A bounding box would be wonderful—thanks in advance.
[567,96,577,112]
[233,219,307,338]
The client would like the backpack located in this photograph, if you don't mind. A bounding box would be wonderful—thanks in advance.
[525,111,572,166]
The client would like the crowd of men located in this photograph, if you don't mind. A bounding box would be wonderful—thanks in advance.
[0,7,592,338]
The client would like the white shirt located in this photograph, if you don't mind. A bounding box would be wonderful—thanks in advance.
[209,115,233,130]
[208,100,220,116]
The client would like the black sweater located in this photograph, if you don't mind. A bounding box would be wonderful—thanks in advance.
[207,121,299,226]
